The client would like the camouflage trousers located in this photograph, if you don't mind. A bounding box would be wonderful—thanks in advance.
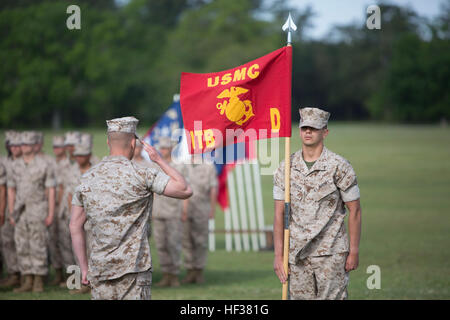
[153,218,182,274]
[14,212,49,276]
[182,214,209,270]
[289,252,349,300]
[1,221,19,274]
[48,211,62,269]
[90,269,152,300]
[57,207,76,269]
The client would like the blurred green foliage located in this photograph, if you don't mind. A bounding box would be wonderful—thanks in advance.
[0,0,448,128]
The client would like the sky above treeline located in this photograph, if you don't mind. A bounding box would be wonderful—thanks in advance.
[292,0,446,39]
[115,0,446,39]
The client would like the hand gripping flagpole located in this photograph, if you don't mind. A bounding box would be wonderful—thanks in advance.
[281,12,297,301]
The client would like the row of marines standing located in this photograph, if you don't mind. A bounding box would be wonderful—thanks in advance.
[0,130,216,293]
[0,130,100,293]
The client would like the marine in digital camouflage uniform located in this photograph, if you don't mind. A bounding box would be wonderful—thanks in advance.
[8,131,56,293]
[53,132,80,282]
[34,132,55,165]
[70,117,192,300]
[47,135,69,285]
[64,131,81,164]
[152,137,189,287]
[0,150,6,281]
[66,137,94,295]
[273,107,362,300]
[79,132,100,166]
[0,131,22,289]
[181,159,217,284]
[32,131,60,285]
[132,138,154,168]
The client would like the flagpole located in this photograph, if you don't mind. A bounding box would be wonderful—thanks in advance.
[282,12,297,301]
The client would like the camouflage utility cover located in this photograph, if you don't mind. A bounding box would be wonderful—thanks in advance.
[299,107,330,129]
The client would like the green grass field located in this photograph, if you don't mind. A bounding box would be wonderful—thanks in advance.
[0,123,449,300]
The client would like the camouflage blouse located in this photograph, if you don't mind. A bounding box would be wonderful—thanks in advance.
[72,155,170,281]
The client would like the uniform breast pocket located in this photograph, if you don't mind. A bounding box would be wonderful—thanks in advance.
[291,182,304,201]
[196,174,211,192]
[29,167,46,184]
[314,182,338,203]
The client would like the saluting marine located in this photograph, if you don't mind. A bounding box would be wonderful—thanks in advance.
[70,116,192,300]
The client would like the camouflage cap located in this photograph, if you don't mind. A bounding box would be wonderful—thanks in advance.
[299,107,330,129]
[5,130,15,145]
[106,116,139,134]
[73,140,92,156]
[52,135,65,148]
[80,133,93,149]
[157,136,176,149]
[35,131,44,144]
[21,131,38,145]
[64,131,81,146]
[6,130,22,146]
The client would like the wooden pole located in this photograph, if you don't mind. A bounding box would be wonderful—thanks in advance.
[281,13,296,300]
[282,136,291,300]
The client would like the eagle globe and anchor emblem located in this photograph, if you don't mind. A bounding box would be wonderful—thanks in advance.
[216,86,255,126]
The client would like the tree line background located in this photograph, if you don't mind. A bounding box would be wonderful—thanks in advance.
[0,0,448,128]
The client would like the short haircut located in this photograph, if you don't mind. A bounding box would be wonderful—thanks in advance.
[107,132,135,149]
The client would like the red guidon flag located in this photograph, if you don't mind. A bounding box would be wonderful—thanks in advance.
[180,46,292,153]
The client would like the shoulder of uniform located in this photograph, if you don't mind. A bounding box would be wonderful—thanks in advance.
[325,148,352,168]
[277,150,301,168]
[35,154,47,163]
[132,159,147,170]
[207,162,217,172]
[82,165,97,179]
[11,157,22,166]
[132,158,158,176]
[291,150,303,162]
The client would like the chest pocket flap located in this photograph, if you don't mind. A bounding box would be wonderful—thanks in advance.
[315,182,338,202]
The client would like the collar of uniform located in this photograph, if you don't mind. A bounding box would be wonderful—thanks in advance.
[291,150,308,176]
[292,146,329,176]
[309,146,329,172]
[21,155,37,166]
[103,155,130,163]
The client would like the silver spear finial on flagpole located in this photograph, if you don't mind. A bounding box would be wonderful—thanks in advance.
[282,12,297,46]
